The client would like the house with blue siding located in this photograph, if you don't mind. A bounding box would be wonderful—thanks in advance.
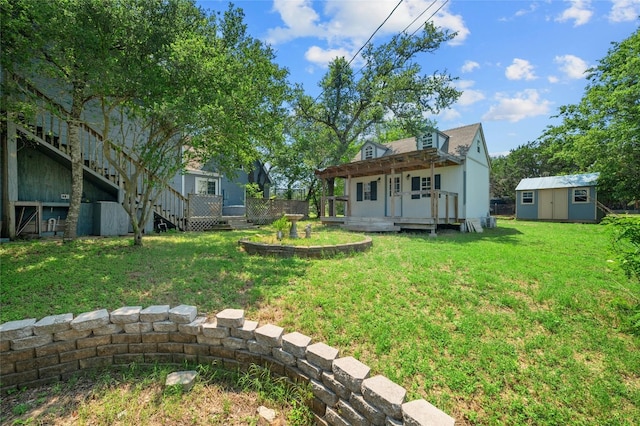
[181,159,271,216]
[1,73,267,239]
[515,172,603,223]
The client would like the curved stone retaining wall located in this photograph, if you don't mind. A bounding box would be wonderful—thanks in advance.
[239,236,373,258]
[0,305,454,426]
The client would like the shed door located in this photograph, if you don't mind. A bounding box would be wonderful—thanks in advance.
[538,189,568,220]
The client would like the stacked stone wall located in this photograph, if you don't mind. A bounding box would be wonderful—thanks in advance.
[0,305,454,426]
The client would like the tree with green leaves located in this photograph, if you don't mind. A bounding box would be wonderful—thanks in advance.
[94,4,289,245]
[290,21,461,208]
[2,0,130,240]
[537,27,640,206]
[2,0,289,245]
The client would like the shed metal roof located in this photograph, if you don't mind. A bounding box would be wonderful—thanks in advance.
[515,172,600,191]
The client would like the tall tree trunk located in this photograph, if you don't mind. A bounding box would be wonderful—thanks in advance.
[64,86,85,241]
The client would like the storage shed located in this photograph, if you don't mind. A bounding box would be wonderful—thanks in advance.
[515,172,602,222]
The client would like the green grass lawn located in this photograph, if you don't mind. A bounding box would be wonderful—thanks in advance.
[1,220,639,425]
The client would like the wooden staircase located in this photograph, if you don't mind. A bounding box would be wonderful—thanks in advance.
[13,78,189,231]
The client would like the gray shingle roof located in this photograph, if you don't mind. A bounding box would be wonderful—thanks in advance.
[357,123,482,160]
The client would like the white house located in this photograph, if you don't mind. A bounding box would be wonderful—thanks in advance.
[315,123,491,232]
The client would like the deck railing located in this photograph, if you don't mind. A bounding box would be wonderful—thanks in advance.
[320,189,458,224]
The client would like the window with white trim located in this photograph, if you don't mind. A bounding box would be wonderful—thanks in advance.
[522,191,534,204]
[364,182,372,200]
[364,145,373,159]
[389,177,401,196]
[419,133,433,149]
[195,177,217,195]
[573,188,588,203]
[421,176,431,198]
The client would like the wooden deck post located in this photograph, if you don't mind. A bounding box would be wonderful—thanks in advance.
[390,168,395,218]
[454,194,459,221]
[320,179,326,218]
[346,175,351,217]
[445,193,450,222]
[430,162,437,222]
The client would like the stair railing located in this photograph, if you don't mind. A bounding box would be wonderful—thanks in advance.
[13,76,189,230]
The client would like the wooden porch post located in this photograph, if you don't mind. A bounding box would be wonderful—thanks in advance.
[390,168,395,218]
[320,179,326,218]
[430,162,437,222]
[454,194,459,222]
[346,175,351,217]
[445,193,449,223]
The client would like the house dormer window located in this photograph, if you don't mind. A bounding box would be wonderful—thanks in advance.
[364,145,373,159]
[418,133,433,149]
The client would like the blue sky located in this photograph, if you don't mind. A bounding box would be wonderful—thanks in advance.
[198,0,639,156]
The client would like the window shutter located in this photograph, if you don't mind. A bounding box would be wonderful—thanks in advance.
[356,182,363,201]
[435,174,441,190]
[411,177,420,199]
[370,181,377,201]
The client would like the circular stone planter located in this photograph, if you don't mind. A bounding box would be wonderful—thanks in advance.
[238,236,372,258]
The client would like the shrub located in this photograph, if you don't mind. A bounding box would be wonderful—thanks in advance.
[603,215,640,283]
[603,214,640,335]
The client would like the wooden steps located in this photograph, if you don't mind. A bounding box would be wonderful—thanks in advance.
[342,217,400,232]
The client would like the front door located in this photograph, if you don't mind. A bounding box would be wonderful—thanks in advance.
[538,189,568,220]
[386,175,401,217]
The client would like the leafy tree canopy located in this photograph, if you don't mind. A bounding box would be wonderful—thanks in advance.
[492,27,640,205]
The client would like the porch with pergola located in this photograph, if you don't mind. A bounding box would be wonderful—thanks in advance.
[315,148,462,232]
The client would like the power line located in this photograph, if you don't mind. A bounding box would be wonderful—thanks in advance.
[408,0,449,37]
[401,0,439,34]
[311,0,449,104]
[346,0,404,68]
[312,0,404,102]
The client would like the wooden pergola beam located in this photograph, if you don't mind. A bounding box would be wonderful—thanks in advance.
[315,148,462,180]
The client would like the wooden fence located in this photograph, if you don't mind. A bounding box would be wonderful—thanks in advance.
[246,198,309,225]
[185,196,309,229]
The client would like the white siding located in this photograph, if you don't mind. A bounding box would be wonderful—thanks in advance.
[350,175,385,217]
[461,132,490,219]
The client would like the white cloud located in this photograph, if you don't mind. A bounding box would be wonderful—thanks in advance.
[461,60,480,73]
[455,80,485,106]
[304,46,352,67]
[482,89,552,122]
[266,0,471,47]
[556,0,593,26]
[266,0,324,44]
[608,0,640,23]
[432,4,470,46]
[554,54,589,79]
[505,58,537,81]
[548,75,560,83]
[515,2,539,18]
[439,108,461,121]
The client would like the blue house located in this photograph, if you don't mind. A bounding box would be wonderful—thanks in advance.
[181,159,271,216]
[515,173,603,223]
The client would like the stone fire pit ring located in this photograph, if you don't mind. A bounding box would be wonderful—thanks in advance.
[238,236,372,259]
